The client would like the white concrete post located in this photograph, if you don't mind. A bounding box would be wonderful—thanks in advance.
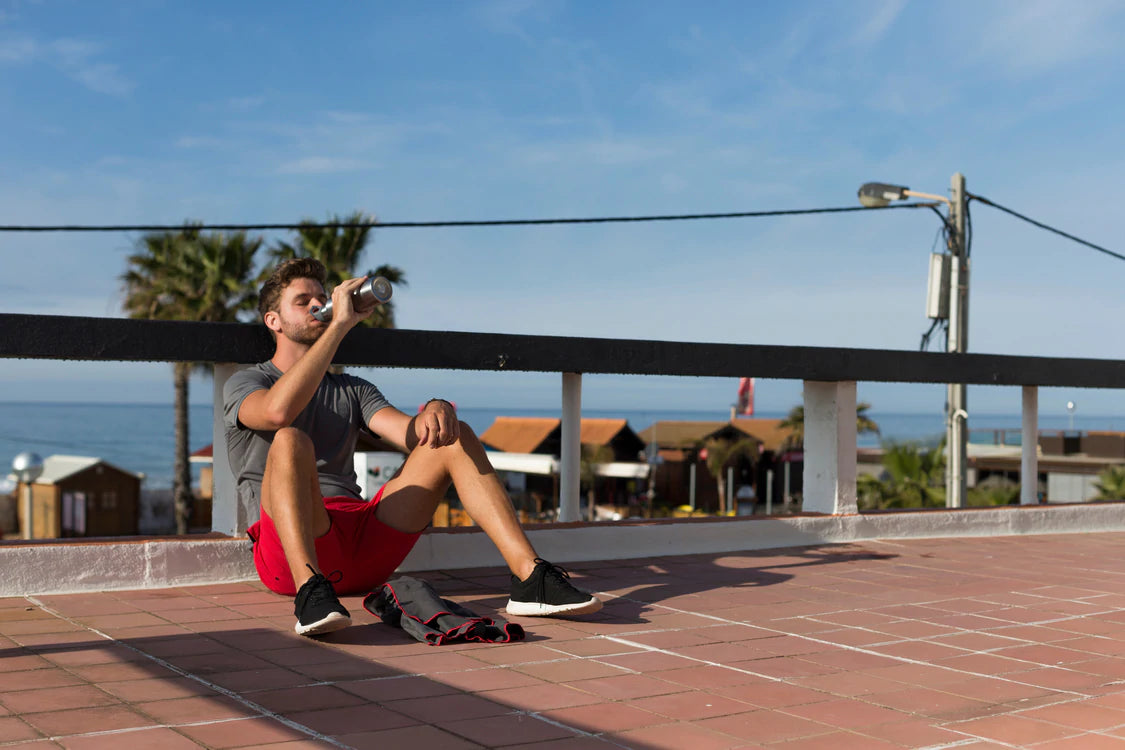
[689,463,696,510]
[802,381,858,515]
[559,372,582,523]
[1021,385,1039,505]
[212,364,256,535]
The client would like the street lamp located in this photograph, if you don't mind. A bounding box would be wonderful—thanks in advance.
[857,182,951,208]
[11,452,44,540]
[858,174,970,508]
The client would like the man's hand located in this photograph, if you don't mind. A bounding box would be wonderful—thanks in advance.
[327,276,376,330]
[415,399,460,448]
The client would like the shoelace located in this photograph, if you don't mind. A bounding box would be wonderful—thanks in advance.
[303,564,344,607]
[533,557,572,603]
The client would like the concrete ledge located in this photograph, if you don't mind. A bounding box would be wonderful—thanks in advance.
[4,503,1125,596]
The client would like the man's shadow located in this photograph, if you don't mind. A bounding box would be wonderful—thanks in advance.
[334,544,900,644]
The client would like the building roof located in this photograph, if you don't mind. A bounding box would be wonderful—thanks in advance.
[730,418,792,452]
[479,417,641,455]
[480,417,561,453]
[636,419,792,452]
[579,418,633,446]
[35,455,141,484]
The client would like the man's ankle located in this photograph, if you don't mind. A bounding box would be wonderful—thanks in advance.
[513,559,538,582]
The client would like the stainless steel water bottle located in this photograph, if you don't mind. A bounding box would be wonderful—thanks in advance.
[310,276,393,322]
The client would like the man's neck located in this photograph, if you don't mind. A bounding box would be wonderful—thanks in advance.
[270,339,312,373]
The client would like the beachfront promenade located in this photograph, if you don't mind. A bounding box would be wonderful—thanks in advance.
[5,313,1125,746]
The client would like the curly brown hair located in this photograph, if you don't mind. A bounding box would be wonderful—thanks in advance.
[258,258,328,320]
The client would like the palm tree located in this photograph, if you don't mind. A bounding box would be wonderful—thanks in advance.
[122,227,262,534]
[780,402,881,450]
[857,440,945,510]
[700,436,757,514]
[1095,465,1125,501]
[265,210,405,329]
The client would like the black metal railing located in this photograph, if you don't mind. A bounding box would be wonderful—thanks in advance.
[4,313,1125,388]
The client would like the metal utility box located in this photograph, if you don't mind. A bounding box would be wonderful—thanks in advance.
[926,253,951,320]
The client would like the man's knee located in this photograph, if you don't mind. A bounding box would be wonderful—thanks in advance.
[266,428,316,476]
[271,427,315,457]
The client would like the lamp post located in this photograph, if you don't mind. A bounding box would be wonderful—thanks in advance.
[858,174,970,508]
[11,452,44,540]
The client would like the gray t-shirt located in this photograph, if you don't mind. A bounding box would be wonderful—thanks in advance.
[223,361,392,509]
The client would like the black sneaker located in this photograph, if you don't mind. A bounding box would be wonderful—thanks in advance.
[294,567,351,636]
[506,558,603,617]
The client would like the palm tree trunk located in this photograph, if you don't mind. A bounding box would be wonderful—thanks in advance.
[173,362,192,535]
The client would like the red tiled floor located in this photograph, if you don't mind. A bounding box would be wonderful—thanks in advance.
[18,533,1125,748]
[482,683,603,711]
[334,723,483,749]
[438,713,579,746]
[176,717,313,748]
[59,726,205,750]
[20,704,156,736]
[613,721,747,749]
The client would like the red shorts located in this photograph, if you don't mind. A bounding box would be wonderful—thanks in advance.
[247,486,422,597]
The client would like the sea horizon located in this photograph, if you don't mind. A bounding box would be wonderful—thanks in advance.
[3,401,1123,490]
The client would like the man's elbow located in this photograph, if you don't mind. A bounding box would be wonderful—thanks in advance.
[257,406,294,432]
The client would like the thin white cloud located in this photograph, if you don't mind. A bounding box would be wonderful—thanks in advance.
[509,137,671,167]
[175,135,230,150]
[48,38,133,95]
[474,0,555,42]
[227,95,265,112]
[275,157,375,175]
[0,33,36,62]
[851,0,907,47]
[0,34,133,95]
[972,0,1125,75]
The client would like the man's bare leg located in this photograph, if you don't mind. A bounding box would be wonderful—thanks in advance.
[376,422,602,616]
[377,422,537,580]
[260,427,331,587]
[261,428,352,635]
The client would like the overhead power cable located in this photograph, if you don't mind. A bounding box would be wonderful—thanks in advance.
[0,202,935,233]
[970,193,1125,263]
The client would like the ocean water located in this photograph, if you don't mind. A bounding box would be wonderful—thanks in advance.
[1,401,1122,489]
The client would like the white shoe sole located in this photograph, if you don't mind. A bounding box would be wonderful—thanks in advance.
[505,597,603,617]
[294,611,351,636]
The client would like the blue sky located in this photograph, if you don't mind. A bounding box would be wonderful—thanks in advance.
[2,0,1124,419]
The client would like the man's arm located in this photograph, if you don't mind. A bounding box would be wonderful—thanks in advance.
[238,277,374,431]
[368,400,460,452]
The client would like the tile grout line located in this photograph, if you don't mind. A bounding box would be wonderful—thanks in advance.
[24,596,354,750]
[19,600,632,750]
[595,590,1092,698]
[597,635,784,683]
[605,585,1125,659]
[0,715,266,748]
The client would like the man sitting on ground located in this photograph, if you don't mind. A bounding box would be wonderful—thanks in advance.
[224,258,602,636]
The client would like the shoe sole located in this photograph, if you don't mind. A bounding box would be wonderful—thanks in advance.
[294,612,351,636]
[505,597,603,617]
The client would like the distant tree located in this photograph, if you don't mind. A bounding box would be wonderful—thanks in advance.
[580,444,615,521]
[780,402,881,450]
[265,210,405,329]
[967,479,1020,507]
[1095,465,1125,501]
[857,440,945,510]
[700,436,757,514]
[122,226,262,534]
